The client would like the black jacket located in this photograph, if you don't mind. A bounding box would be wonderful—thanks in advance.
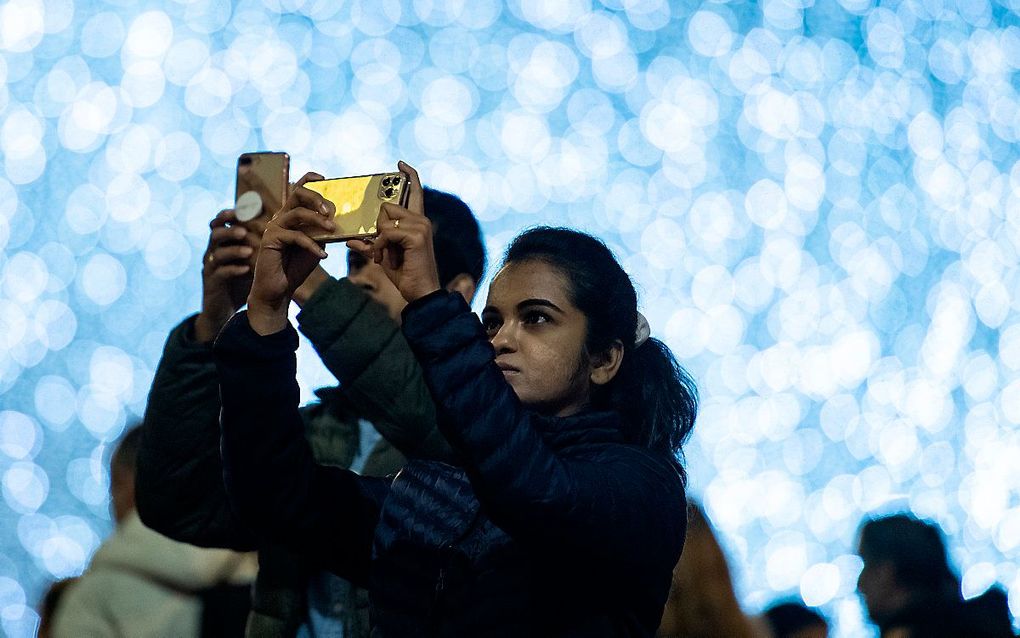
[215,290,688,636]
[136,277,449,636]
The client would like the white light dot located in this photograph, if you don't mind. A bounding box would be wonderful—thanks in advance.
[123,11,174,60]
[0,412,38,460]
[688,11,734,58]
[34,376,77,430]
[801,562,841,607]
[2,462,49,513]
[155,132,201,181]
[80,253,127,307]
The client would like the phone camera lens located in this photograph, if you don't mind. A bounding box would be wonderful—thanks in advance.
[383,187,395,198]
[382,177,394,187]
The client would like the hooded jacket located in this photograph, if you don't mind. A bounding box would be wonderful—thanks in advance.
[214,290,688,636]
[51,511,257,638]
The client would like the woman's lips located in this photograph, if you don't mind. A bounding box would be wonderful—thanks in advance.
[496,361,519,374]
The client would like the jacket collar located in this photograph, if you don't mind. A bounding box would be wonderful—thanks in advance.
[533,409,626,448]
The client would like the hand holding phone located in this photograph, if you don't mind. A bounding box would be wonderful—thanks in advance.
[347,161,441,303]
[303,172,410,243]
[247,175,336,335]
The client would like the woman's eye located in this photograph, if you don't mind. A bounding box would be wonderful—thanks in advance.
[523,311,550,325]
[482,318,501,334]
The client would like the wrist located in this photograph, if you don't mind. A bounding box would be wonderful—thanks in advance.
[404,284,442,303]
[194,310,231,343]
[246,296,290,336]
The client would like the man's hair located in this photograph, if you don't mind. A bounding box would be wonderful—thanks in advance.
[110,424,143,478]
[423,187,485,287]
[763,601,828,637]
[858,514,959,599]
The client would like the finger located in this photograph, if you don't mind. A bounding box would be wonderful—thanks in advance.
[269,228,328,259]
[207,264,251,280]
[209,209,238,229]
[294,172,325,188]
[346,239,375,259]
[210,225,249,247]
[398,161,424,216]
[284,172,329,214]
[273,207,336,233]
[211,245,255,264]
[290,184,336,218]
[378,204,431,240]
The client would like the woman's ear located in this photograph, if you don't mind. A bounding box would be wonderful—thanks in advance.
[445,273,476,304]
[590,340,625,386]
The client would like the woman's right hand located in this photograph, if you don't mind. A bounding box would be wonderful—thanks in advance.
[247,173,336,335]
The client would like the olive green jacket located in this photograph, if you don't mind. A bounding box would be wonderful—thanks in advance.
[136,277,452,637]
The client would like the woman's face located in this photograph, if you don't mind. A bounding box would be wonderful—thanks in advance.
[481,259,596,417]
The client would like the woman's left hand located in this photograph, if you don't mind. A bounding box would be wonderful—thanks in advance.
[347,161,441,303]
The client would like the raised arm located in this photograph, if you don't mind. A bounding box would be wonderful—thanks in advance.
[136,314,258,549]
[294,274,453,461]
[136,208,262,549]
[214,312,387,584]
[356,162,686,576]
[401,291,686,576]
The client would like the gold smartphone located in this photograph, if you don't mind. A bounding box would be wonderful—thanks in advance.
[304,172,410,243]
[235,152,290,224]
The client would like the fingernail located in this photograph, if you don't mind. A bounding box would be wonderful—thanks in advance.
[319,249,328,258]
[241,247,253,256]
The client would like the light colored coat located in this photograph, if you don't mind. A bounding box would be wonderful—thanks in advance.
[52,511,257,637]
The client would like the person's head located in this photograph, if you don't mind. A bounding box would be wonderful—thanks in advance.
[762,601,829,638]
[347,186,485,321]
[482,227,697,467]
[109,425,143,524]
[856,514,960,626]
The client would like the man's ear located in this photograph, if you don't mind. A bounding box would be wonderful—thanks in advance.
[445,273,477,303]
[590,340,625,386]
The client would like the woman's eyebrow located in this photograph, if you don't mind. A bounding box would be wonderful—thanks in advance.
[516,298,563,314]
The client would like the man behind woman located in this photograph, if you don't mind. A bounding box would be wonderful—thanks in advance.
[136,171,486,635]
[213,161,698,634]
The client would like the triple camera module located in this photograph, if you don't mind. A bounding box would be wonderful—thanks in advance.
[380,175,400,199]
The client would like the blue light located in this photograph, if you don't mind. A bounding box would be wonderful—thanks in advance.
[2,3,1019,636]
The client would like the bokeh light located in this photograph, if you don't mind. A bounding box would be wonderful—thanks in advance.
[1,2,1019,636]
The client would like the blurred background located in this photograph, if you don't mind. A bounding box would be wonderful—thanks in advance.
[1,0,1019,635]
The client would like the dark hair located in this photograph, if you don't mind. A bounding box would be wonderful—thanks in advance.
[763,601,828,637]
[503,227,697,476]
[858,514,960,601]
[110,424,143,477]
[423,187,486,287]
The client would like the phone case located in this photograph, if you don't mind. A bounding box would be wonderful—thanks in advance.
[304,172,410,243]
[235,152,290,223]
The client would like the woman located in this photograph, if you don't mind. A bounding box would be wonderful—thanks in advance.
[214,162,697,636]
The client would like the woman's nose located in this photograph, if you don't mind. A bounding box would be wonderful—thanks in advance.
[490,323,517,353]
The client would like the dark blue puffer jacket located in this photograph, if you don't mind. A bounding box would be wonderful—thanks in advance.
[215,291,688,637]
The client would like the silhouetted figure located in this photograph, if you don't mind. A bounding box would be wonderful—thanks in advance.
[762,600,828,638]
[856,514,1014,638]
